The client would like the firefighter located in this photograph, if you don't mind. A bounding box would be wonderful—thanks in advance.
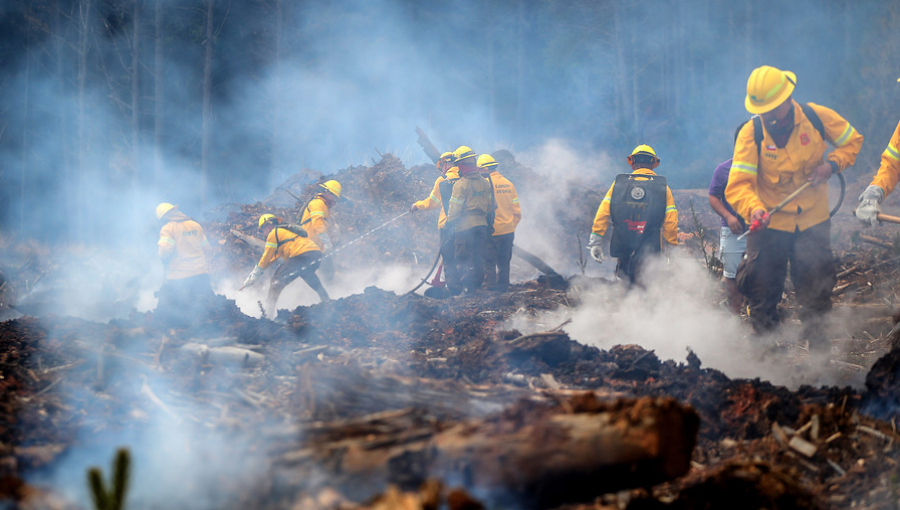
[477,154,521,292]
[588,145,678,285]
[242,214,329,314]
[726,65,862,352]
[410,151,461,292]
[300,180,341,279]
[856,77,900,227]
[447,146,495,295]
[156,202,213,315]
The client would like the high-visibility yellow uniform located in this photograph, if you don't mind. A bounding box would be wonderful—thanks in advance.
[447,172,494,232]
[487,171,521,236]
[158,211,209,280]
[592,168,678,245]
[726,100,863,232]
[257,226,321,270]
[413,168,460,229]
[870,119,900,196]
[300,195,331,250]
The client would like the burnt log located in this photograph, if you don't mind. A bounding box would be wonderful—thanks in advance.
[296,393,698,509]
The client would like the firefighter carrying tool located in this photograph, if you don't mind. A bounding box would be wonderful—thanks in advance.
[726,65,862,352]
[856,76,900,228]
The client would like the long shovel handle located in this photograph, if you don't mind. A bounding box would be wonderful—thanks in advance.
[876,213,900,224]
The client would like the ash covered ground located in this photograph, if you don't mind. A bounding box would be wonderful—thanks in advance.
[2,152,900,509]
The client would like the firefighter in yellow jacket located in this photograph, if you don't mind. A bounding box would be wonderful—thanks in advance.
[447,146,495,295]
[156,202,213,314]
[477,154,521,292]
[588,145,678,285]
[726,65,862,347]
[300,180,341,279]
[242,214,329,313]
[856,77,900,227]
[410,151,461,289]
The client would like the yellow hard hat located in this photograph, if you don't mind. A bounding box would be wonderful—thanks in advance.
[745,65,796,114]
[258,213,278,230]
[156,202,177,220]
[320,180,342,198]
[476,154,498,169]
[453,145,477,162]
[627,144,660,167]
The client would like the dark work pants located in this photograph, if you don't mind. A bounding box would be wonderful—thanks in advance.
[267,252,329,312]
[484,232,515,289]
[736,221,836,347]
[455,225,489,294]
[440,228,460,293]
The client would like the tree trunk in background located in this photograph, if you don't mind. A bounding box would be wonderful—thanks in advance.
[154,0,164,189]
[77,0,93,239]
[131,0,141,231]
[19,5,31,233]
[270,0,284,187]
[612,3,629,137]
[56,0,73,239]
[201,0,214,209]
[516,0,526,140]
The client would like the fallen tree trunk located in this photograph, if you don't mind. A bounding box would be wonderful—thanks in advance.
[292,392,698,509]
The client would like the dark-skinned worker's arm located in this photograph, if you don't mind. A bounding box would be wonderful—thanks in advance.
[858,119,900,227]
[709,195,744,235]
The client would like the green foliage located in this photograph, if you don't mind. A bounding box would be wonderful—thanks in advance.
[87,448,131,510]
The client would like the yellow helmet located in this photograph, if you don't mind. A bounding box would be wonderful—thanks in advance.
[745,65,796,114]
[627,144,660,167]
[436,151,455,169]
[258,213,279,230]
[320,180,342,198]
[476,154,498,169]
[453,145,477,162]
[156,202,177,220]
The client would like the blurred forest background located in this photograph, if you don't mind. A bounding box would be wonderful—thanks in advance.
[0,0,899,242]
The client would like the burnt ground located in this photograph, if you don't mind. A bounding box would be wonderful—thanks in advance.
[2,153,900,508]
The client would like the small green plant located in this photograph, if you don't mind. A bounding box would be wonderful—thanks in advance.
[87,448,131,510]
[575,232,588,275]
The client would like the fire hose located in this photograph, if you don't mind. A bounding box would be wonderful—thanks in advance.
[239,210,411,290]
[736,173,846,241]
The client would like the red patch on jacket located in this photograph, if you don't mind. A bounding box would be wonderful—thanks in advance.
[800,133,810,145]
[624,220,647,234]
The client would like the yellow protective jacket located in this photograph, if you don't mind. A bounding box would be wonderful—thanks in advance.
[592,168,678,245]
[257,226,321,270]
[726,100,863,232]
[487,171,521,236]
[447,172,494,233]
[158,211,210,280]
[413,168,460,229]
[870,119,900,196]
[300,195,331,250]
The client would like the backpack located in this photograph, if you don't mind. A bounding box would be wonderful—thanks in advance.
[746,103,827,155]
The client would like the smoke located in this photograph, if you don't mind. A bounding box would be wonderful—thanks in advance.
[504,255,861,390]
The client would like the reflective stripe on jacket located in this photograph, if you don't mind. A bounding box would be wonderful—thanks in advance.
[591,168,679,245]
[725,100,863,232]
[300,195,330,250]
[257,226,321,270]
[158,211,210,280]
[871,119,900,197]
[447,172,494,232]
[414,168,460,229]
[489,171,521,236]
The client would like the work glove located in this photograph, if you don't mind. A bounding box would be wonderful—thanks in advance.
[587,233,605,263]
[856,185,885,228]
[409,203,419,213]
[242,265,263,288]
